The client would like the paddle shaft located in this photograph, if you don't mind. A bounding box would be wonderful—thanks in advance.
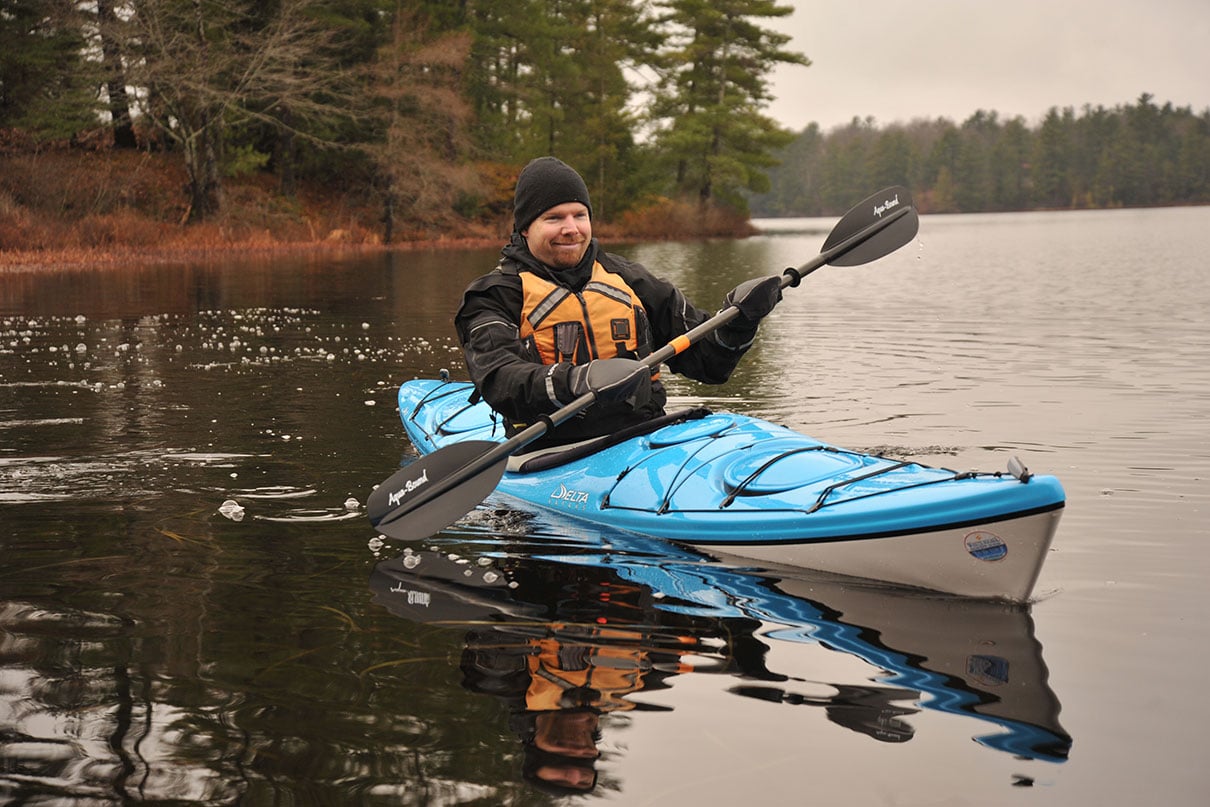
[649,201,916,368]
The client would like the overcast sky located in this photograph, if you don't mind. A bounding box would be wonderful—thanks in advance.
[764,0,1210,132]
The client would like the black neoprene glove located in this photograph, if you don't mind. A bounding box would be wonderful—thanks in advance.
[568,358,652,407]
[724,275,782,326]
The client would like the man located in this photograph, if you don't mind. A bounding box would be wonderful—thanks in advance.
[455,156,780,451]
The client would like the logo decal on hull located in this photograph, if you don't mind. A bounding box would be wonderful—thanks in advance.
[550,484,590,506]
[964,530,1008,561]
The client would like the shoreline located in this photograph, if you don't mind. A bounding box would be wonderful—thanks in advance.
[0,227,751,274]
[0,236,508,274]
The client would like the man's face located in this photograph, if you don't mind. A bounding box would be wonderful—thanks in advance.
[523,202,592,269]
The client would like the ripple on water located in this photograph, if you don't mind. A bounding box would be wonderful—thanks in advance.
[213,485,365,524]
[0,449,267,503]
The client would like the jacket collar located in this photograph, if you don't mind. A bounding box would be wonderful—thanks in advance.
[501,233,599,291]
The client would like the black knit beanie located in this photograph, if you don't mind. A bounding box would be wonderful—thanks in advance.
[513,157,592,234]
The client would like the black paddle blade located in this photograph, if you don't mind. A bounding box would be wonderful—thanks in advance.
[367,440,508,540]
[370,551,541,624]
[823,186,919,267]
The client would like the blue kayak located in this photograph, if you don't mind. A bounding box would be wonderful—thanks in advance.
[394,379,1065,601]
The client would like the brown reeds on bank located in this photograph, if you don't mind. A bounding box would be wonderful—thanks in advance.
[0,145,496,272]
[1,145,756,273]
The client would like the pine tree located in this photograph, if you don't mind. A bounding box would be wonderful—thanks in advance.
[0,1,101,139]
[650,0,807,213]
[1032,107,1076,208]
[464,1,661,220]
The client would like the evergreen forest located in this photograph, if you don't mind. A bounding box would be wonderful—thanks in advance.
[756,95,1210,217]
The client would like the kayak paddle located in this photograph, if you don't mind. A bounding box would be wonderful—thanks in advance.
[368,186,919,540]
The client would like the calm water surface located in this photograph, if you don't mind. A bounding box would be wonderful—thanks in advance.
[2,207,1208,805]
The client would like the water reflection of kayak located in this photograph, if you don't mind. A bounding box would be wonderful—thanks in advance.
[391,379,1065,601]
[369,545,1071,768]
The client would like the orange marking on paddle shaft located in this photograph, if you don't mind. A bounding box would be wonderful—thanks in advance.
[669,334,692,355]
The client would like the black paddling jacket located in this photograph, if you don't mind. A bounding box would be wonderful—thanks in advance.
[455,238,757,449]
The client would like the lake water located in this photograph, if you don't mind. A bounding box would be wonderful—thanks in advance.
[2,206,1208,805]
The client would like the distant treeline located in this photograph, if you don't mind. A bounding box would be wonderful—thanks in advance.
[754,94,1210,216]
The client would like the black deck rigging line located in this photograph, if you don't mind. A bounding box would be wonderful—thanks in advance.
[656,449,712,515]
[799,465,1027,514]
[790,467,1040,520]
[436,384,480,435]
[654,430,751,514]
[411,380,472,420]
[719,445,840,508]
[606,466,991,519]
[436,405,475,435]
[603,421,742,510]
[616,443,974,514]
[805,461,913,513]
[409,380,497,441]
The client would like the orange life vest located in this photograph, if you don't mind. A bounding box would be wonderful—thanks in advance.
[524,629,651,713]
[518,262,652,372]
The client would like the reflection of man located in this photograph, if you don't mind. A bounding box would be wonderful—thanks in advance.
[521,709,601,794]
[462,614,685,796]
[372,549,937,795]
[532,708,600,758]
[462,611,794,795]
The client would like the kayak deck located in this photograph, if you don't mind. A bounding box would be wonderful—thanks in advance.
[394,379,1065,600]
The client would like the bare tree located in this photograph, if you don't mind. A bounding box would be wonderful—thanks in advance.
[119,0,354,222]
[364,8,478,243]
